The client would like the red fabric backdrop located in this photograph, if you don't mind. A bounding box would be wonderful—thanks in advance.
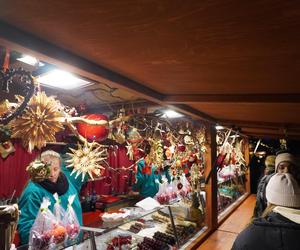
[81,146,133,196]
[0,143,132,198]
[0,143,38,198]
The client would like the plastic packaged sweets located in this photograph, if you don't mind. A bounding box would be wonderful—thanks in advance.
[63,195,80,241]
[29,197,67,250]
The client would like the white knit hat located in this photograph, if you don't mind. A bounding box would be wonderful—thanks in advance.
[266,173,300,208]
[275,152,296,172]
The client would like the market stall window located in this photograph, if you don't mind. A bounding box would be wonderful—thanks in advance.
[216,128,248,219]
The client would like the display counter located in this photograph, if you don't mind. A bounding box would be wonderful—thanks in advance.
[81,201,207,250]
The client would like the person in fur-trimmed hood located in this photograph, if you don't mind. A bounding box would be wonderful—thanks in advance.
[232,173,300,250]
[253,151,300,218]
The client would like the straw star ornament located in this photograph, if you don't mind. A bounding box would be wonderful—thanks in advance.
[65,140,107,181]
[10,91,64,152]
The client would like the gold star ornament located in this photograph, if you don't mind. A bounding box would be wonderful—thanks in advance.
[10,92,64,152]
[65,140,107,181]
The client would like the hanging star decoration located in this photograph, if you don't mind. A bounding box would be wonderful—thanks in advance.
[65,140,107,181]
[125,140,135,160]
[234,139,246,169]
[10,91,64,152]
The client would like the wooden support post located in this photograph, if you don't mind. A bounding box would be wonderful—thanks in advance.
[204,123,218,230]
[244,138,251,194]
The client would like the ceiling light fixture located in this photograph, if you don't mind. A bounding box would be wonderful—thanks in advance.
[215,125,225,130]
[162,110,184,118]
[37,69,92,90]
[17,55,45,67]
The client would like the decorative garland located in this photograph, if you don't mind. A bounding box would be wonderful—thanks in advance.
[0,68,35,125]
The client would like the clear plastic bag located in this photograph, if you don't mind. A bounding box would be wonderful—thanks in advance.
[178,174,191,198]
[166,181,178,202]
[29,198,66,250]
[63,195,80,241]
[53,193,66,224]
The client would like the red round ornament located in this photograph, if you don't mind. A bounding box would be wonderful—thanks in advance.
[77,114,109,141]
[177,144,186,152]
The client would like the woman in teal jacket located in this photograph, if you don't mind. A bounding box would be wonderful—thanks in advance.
[18,150,86,245]
[133,159,171,198]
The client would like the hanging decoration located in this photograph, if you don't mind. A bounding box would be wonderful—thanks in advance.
[216,128,248,213]
[109,108,127,144]
[205,129,232,184]
[0,62,211,195]
[26,159,51,182]
[0,68,36,125]
[233,139,246,170]
[195,127,207,153]
[125,127,143,161]
[0,125,14,158]
[120,112,208,195]
[127,127,143,144]
[65,140,107,181]
[0,100,10,116]
[0,140,15,158]
[10,91,64,153]
[77,113,109,141]
[145,138,164,168]
[125,141,135,161]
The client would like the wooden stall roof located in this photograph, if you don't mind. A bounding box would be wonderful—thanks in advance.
[0,0,300,138]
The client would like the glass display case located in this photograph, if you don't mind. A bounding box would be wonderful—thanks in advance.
[80,199,207,250]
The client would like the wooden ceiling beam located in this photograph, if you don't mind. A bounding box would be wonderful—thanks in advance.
[243,131,300,140]
[0,20,216,123]
[219,119,300,130]
[169,104,216,122]
[240,126,300,138]
[164,94,300,103]
[87,100,156,114]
